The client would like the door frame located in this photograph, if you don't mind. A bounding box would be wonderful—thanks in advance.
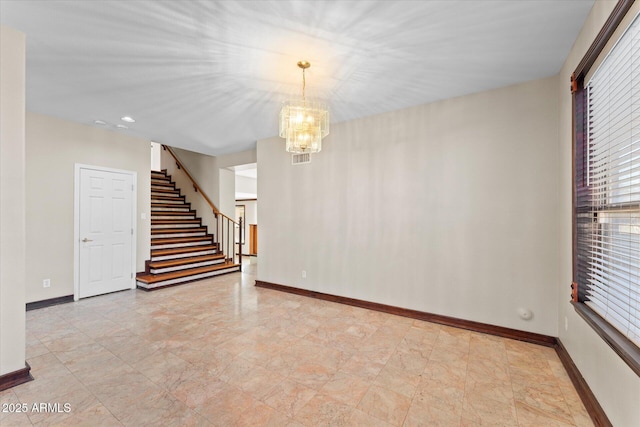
[73,164,137,301]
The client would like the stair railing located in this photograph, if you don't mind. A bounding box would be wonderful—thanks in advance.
[161,145,241,268]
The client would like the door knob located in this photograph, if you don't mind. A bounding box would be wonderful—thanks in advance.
[82,238,93,242]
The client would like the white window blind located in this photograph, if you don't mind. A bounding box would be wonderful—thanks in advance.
[585,13,640,346]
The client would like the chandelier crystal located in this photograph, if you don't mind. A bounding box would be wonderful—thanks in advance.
[279,61,329,154]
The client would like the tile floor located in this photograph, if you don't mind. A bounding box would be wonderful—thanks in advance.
[1,265,593,426]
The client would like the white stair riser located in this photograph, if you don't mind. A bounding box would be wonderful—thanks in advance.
[151,198,185,204]
[152,191,180,197]
[137,266,240,289]
[152,231,206,239]
[151,223,200,229]
[151,207,191,212]
[151,249,218,261]
[150,259,225,274]
[151,215,196,220]
[151,240,212,250]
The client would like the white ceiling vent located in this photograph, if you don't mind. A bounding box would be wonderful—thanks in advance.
[291,153,311,165]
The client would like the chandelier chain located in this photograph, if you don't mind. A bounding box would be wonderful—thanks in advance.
[302,68,306,100]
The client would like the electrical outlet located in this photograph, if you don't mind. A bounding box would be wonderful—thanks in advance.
[43,279,51,288]
[302,270,306,279]
[518,307,533,320]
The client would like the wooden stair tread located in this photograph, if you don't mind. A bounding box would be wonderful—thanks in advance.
[137,263,239,283]
[151,227,207,235]
[151,196,185,201]
[149,254,224,268]
[151,199,189,208]
[151,192,181,197]
[151,182,175,188]
[151,219,201,224]
[151,235,212,244]
[151,244,218,256]
[151,187,179,192]
[151,211,196,216]
[151,202,191,209]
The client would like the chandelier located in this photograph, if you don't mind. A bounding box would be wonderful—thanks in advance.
[279,60,329,154]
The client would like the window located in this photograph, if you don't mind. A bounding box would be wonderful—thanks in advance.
[572,0,640,376]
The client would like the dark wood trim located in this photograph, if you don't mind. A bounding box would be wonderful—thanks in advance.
[26,295,74,311]
[137,267,241,291]
[0,363,33,392]
[555,339,612,427]
[235,198,258,202]
[573,0,636,84]
[255,280,557,347]
[571,78,578,283]
[570,0,640,382]
[572,302,640,377]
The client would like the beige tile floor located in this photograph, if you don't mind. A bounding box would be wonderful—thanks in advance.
[1,265,593,426]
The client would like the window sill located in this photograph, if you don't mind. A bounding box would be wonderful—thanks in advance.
[572,302,640,377]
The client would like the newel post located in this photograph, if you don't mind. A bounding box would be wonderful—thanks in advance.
[238,217,243,270]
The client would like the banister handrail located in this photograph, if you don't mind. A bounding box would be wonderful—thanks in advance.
[162,144,220,215]
[217,211,237,225]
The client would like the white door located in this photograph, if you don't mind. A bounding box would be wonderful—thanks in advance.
[78,168,134,299]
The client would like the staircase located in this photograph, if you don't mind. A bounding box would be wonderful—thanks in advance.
[136,170,240,290]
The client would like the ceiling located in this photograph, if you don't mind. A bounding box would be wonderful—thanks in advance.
[0,0,594,156]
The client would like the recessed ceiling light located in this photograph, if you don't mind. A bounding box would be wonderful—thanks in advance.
[94,120,107,125]
[121,116,135,123]
[116,124,128,130]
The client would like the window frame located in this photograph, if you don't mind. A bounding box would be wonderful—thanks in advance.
[571,0,640,377]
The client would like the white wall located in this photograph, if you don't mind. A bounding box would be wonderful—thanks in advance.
[219,168,236,219]
[25,112,151,303]
[236,174,257,198]
[217,150,256,219]
[557,2,640,426]
[150,141,161,171]
[258,75,560,336]
[0,25,27,376]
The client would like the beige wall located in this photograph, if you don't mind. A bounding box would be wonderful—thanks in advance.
[161,146,218,236]
[258,75,560,336]
[163,146,257,224]
[169,147,219,208]
[217,150,255,219]
[217,149,257,169]
[0,25,27,375]
[25,112,151,303]
[218,168,235,219]
[557,2,640,426]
